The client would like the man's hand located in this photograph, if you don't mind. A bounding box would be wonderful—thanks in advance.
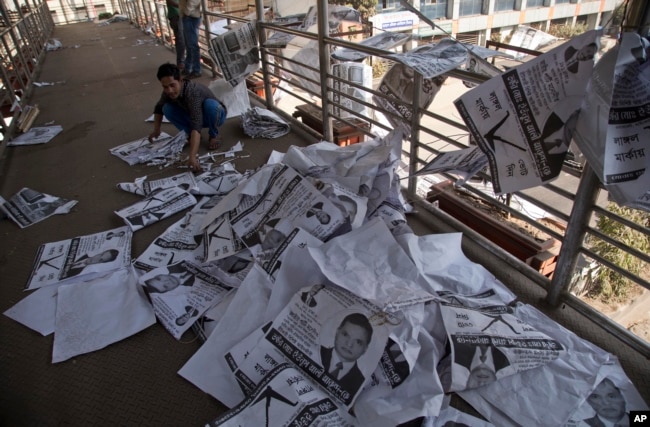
[187,129,202,172]
[149,114,164,143]
[148,129,161,143]
[188,154,202,172]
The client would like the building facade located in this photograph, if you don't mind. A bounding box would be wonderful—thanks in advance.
[375,0,619,45]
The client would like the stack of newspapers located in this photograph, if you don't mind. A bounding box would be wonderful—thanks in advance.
[241,107,290,139]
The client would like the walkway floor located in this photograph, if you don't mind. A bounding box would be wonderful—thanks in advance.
[0,20,648,426]
[0,20,317,426]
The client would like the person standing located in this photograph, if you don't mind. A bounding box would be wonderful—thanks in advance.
[180,0,202,78]
[166,0,185,71]
[149,63,227,172]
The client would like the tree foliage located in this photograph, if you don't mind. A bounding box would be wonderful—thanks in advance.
[330,0,378,21]
[547,23,588,39]
[587,202,650,302]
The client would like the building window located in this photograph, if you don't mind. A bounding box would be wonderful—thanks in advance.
[551,17,571,26]
[377,0,401,12]
[526,0,545,7]
[422,0,448,19]
[554,0,570,4]
[494,0,515,11]
[458,0,483,16]
[528,21,545,30]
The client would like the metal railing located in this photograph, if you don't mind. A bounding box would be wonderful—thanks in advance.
[0,0,54,139]
[125,0,649,355]
[15,0,650,356]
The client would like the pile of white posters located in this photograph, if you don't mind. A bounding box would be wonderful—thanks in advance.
[109,131,187,165]
[200,163,347,259]
[115,186,197,231]
[241,107,290,138]
[180,215,647,426]
[206,364,358,426]
[138,260,233,340]
[133,195,227,272]
[116,172,198,196]
[3,104,648,425]
[193,164,243,195]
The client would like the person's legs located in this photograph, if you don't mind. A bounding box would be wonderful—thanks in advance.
[169,16,185,68]
[202,99,227,138]
[162,103,191,136]
[182,16,200,75]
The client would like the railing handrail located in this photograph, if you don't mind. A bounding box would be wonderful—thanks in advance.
[87,0,650,357]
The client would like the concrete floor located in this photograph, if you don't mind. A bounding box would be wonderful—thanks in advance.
[0,19,648,427]
[0,20,317,426]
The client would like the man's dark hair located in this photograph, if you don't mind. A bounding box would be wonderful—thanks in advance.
[157,62,181,81]
[339,313,373,343]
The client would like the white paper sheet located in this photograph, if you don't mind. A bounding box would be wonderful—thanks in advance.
[52,268,156,363]
[3,285,59,336]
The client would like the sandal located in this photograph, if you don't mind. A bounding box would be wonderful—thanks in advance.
[208,137,221,150]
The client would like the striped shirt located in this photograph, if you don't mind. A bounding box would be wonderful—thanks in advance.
[154,79,225,133]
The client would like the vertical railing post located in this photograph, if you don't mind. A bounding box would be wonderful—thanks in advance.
[153,0,165,44]
[546,164,601,306]
[126,0,137,25]
[0,34,14,136]
[117,0,125,21]
[407,72,423,196]
[0,1,10,25]
[28,0,47,46]
[316,0,333,142]
[199,0,215,76]
[139,0,149,29]
[115,0,123,18]
[132,0,142,29]
[57,0,68,24]
[9,0,30,91]
[255,0,273,109]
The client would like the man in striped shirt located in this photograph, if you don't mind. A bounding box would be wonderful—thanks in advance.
[149,63,227,172]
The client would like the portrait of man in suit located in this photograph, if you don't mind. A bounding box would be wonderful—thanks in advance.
[564,42,598,74]
[175,305,199,326]
[143,263,196,294]
[320,312,373,397]
[306,202,331,225]
[64,249,120,278]
[582,378,629,427]
[300,284,324,308]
